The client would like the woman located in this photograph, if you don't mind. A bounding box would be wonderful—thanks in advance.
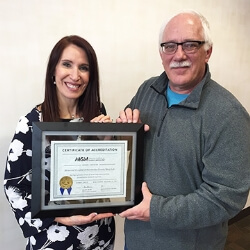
[4,35,115,249]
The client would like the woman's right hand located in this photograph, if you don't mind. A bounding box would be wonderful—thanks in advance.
[55,212,114,226]
[90,114,112,123]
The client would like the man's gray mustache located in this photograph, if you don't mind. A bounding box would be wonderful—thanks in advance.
[170,61,191,68]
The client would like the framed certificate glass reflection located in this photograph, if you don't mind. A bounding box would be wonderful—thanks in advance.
[31,122,144,218]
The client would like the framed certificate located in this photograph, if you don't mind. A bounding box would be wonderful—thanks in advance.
[31,122,144,218]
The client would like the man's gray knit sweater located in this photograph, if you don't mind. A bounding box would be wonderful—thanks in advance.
[124,65,250,250]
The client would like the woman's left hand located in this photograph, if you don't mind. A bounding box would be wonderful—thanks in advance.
[91,114,112,123]
[55,212,114,226]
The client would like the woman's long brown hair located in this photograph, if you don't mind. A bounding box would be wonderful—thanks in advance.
[41,35,101,122]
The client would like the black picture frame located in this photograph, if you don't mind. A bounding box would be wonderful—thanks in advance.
[31,122,144,218]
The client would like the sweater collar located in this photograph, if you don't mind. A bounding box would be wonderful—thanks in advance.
[150,64,211,109]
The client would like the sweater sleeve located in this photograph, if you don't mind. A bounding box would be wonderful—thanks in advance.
[4,109,54,238]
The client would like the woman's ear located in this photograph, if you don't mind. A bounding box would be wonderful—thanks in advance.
[52,76,56,84]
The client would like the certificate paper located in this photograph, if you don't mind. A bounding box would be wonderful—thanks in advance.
[50,140,127,201]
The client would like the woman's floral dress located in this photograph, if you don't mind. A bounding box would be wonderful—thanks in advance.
[4,107,115,250]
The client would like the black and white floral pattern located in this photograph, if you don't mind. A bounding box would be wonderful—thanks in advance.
[4,107,115,250]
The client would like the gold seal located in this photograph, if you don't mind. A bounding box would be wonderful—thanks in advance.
[59,176,73,189]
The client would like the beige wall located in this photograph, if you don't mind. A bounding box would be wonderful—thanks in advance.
[0,0,249,249]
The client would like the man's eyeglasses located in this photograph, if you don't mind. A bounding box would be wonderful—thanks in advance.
[160,41,206,54]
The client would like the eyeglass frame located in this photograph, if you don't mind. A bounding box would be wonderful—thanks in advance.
[160,40,206,54]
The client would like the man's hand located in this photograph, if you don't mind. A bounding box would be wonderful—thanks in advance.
[116,108,149,131]
[119,182,152,221]
[55,212,114,226]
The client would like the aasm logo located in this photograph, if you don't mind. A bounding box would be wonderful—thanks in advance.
[75,157,89,161]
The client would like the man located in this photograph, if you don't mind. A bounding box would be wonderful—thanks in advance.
[117,10,250,250]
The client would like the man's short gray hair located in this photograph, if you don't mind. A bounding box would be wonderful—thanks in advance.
[159,10,213,51]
